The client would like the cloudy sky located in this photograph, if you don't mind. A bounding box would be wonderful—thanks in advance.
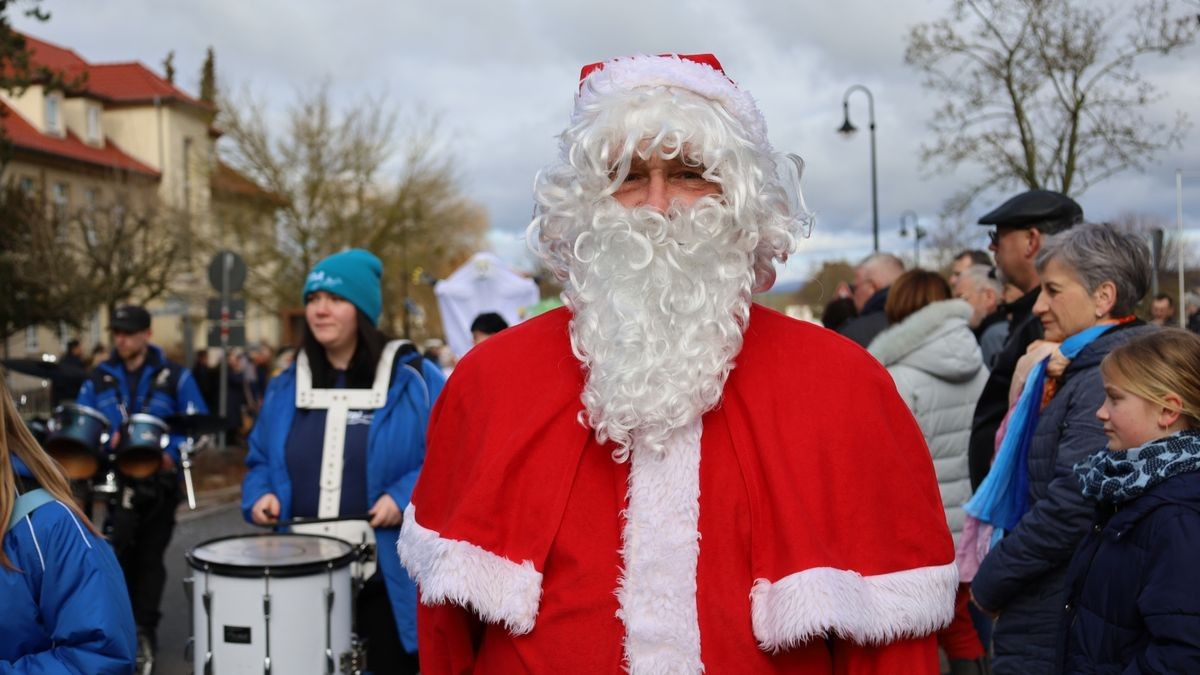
[16,0,1200,286]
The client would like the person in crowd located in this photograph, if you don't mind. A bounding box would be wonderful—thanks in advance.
[968,189,1083,491]
[469,311,509,345]
[1,373,136,673]
[242,248,445,673]
[400,53,956,673]
[50,339,88,405]
[968,224,1155,674]
[271,346,297,377]
[1185,292,1200,333]
[222,347,253,445]
[949,249,992,291]
[820,295,858,332]
[1149,292,1176,327]
[74,304,208,667]
[247,342,275,414]
[956,264,1009,367]
[88,344,107,370]
[839,252,905,347]
[191,348,219,412]
[1059,329,1200,671]
[868,270,989,674]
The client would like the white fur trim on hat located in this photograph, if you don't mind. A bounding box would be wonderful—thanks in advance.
[750,561,959,650]
[576,54,769,151]
[398,503,543,635]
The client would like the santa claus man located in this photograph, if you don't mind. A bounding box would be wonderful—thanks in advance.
[399,53,956,673]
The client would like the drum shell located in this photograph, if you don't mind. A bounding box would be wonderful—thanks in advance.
[117,413,169,478]
[188,534,355,675]
[46,403,109,479]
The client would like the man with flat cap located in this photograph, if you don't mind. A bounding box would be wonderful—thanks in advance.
[966,190,1082,491]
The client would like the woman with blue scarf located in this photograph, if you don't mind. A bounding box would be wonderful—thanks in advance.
[1059,329,1200,671]
[966,225,1155,674]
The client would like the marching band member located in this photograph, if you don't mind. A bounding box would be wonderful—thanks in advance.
[74,303,209,667]
[1,373,136,674]
[242,248,443,673]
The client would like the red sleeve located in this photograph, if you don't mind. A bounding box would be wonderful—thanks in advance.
[833,635,939,675]
[417,602,484,675]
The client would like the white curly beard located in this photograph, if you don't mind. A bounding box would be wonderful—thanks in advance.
[565,197,755,461]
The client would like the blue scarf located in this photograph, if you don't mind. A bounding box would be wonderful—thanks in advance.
[964,323,1116,537]
[1075,430,1200,503]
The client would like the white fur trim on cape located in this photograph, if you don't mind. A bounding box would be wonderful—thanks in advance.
[617,419,704,674]
[397,503,542,635]
[751,561,959,650]
[577,54,770,152]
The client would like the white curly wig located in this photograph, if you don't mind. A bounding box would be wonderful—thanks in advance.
[525,54,811,459]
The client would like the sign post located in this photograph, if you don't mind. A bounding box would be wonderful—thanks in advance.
[207,251,247,450]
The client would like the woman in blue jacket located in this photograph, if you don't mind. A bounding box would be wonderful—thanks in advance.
[241,249,443,673]
[1060,329,1200,672]
[1,373,136,674]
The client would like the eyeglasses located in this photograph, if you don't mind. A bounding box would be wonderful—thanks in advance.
[987,229,1000,246]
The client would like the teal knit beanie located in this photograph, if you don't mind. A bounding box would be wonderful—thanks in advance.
[302,248,383,324]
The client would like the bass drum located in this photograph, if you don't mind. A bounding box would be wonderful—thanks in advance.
[186,534,357,675]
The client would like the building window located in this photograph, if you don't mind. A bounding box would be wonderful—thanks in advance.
[25,326,38,353]
[52,182,69,218]
[83,188,99,246]
[18,176,35,195]
[181,136,192,213]
[45,94,61,135]
[86,105,102,144]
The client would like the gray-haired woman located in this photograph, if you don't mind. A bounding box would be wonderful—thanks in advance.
[970,223,1156,674]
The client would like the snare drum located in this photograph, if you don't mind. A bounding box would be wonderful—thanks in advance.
[117,413,169,478]
[186,534,357,675]
[46,403,110,479]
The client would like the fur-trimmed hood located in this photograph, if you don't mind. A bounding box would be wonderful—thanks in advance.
[869,299,982,383]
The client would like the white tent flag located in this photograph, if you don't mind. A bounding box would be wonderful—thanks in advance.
[435,252,540,359]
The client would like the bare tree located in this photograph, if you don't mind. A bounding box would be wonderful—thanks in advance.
[906,0,1198,216]
[65,197,184,320]
[217,84,488,336]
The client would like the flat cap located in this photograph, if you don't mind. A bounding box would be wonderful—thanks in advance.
[977,189,1082,233]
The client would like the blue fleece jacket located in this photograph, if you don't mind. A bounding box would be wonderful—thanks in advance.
[2,457,137,673]
[241,354,441,654]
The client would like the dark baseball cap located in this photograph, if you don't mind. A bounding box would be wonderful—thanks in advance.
[977,189,1082,234]
[111,305,151,333]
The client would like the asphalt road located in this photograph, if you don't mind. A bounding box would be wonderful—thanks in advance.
[157,498,256,675]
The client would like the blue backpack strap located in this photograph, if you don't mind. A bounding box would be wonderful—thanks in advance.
[7,488,56,533]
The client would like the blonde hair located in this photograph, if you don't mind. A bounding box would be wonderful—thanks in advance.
[1101,329,1200,429]
[1,369,100,569]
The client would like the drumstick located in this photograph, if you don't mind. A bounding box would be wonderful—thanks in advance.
[262,514,372,529]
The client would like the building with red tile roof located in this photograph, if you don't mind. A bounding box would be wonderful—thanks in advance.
[2,31,283,360]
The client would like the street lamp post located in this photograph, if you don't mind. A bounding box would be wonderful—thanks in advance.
[1178,169,1200,328]
[838,84,879,252]
[899,210,926,267]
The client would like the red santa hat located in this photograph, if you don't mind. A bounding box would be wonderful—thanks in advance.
[574,53,770,152]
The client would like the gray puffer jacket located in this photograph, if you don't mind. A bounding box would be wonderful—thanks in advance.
[869,299,987,543]
[970,322,1156,675]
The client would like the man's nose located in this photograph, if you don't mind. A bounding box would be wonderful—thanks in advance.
[644,172,670,212]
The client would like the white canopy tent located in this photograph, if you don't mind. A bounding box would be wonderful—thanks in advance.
[435,252,540,359]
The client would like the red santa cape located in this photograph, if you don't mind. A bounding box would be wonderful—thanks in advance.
[399,305,957,673]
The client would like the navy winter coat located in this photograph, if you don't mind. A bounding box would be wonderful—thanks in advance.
[971,323,1155,674]
[1058,470,1200,673]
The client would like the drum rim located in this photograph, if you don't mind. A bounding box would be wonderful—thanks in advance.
[127,413,169,431]
[53,403,110,428]
[186,533,358,578]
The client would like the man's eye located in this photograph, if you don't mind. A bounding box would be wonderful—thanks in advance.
[675,171,706,181]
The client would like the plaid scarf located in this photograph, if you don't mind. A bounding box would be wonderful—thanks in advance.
[1075,430,1200,504]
